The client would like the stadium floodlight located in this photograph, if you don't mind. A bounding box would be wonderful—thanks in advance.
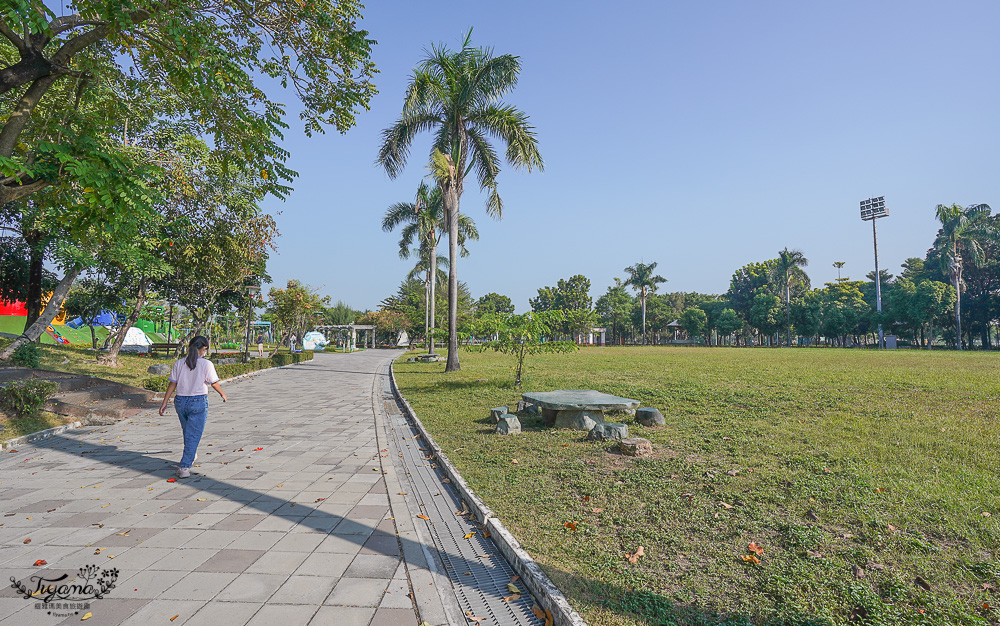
[860,196,889,348]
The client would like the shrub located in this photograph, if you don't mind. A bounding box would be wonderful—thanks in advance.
[11,343,41,368]
[142,351,314,391]
[0,380,57,418]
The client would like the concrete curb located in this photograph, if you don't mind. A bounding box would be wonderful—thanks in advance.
[1,421,83,449]
[389,361,588,626]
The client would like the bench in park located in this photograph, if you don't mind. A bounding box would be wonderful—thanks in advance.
[521,389,640,431]
[148,343,180,357]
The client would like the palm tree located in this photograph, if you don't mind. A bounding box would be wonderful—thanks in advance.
[933,203,998,350]
[382,182,478,354]
[771,248,809,346]
[623,261,666,345]
[832,261,846,282]
[378,31,543,371]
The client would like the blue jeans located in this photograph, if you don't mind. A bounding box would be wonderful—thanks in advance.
[174,395,208,468]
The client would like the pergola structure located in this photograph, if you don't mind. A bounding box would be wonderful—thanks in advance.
[313,324,376,351]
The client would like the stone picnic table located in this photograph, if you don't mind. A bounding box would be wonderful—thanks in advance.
[521,389,640,431]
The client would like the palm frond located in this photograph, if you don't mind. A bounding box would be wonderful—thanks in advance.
[469,103,543,172]
[381,201,416,232]
[377,112,444,179]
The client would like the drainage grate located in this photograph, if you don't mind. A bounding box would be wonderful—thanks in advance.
[379,374,541,626]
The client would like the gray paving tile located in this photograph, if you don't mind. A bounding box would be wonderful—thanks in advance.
[189,601,263,625]
[118,598,206,625]
[310,605,376,625]
[345,554,400,579]
[194,549,265,573]
[160,571,239,600]
[245,550,309,574]
[370,607,419,626]
[294,552,353,578]
[325,576,390,607]
[216,573,286,602]
[268,574,338,604]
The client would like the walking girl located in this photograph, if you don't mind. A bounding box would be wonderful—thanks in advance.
[158,336,227,478]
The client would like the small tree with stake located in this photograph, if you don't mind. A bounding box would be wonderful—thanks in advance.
[473,311,576,388]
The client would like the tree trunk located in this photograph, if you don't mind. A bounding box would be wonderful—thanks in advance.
[22,231,45,337]
[0,265,82,360]
[90,323,97,349]
[953,259,963,351]
[101,278,148,365]
[444,185,460,372]
[785,282,791,347]
[428,238,437,355]
[641,292,647,345]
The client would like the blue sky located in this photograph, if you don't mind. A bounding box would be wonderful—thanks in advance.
[262,1,1000,312]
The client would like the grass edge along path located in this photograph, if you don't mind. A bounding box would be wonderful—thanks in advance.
[393,347,1000,626]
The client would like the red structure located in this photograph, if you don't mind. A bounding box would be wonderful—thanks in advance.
[0,301,27,316]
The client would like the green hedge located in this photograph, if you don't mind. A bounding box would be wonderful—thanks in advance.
[143,351,313,392]
[0,380,57,418]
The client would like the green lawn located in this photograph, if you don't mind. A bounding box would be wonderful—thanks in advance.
[393,347,1000,626]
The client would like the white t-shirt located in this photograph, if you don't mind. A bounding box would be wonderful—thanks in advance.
[169,357,220,397]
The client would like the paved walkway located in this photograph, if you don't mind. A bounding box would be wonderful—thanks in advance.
[0,351,536,625]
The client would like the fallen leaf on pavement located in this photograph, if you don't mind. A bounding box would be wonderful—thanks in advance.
[510,575,520,583]
[532,604,545,620]
[464,532,476,539]
[170,616,179,622]
[33,559,46,566]
[166,478,176,483]
[397,492,407,495]
[507,582,520,593]
[416,514,430,521]
[197,498,206,502]
[81,613,92,620]
[22,538,30,544]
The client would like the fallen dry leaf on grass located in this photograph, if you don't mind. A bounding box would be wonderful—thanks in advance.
[563,521,577,531]
[626,546,645,564]
[741,554,761,564]
[592,508,605,514]
[748,542,764,556]
[718,501,734,509]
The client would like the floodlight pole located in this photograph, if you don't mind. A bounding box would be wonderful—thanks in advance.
[872,217,883,349]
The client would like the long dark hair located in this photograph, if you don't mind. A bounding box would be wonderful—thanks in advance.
[185,336,209,370]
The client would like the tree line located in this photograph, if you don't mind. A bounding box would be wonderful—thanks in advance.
[376,203,1000,351]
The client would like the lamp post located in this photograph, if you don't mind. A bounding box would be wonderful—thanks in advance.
[860,196,889,349]
[243,283,260,361]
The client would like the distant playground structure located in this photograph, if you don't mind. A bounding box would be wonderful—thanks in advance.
[0,296,174,348]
